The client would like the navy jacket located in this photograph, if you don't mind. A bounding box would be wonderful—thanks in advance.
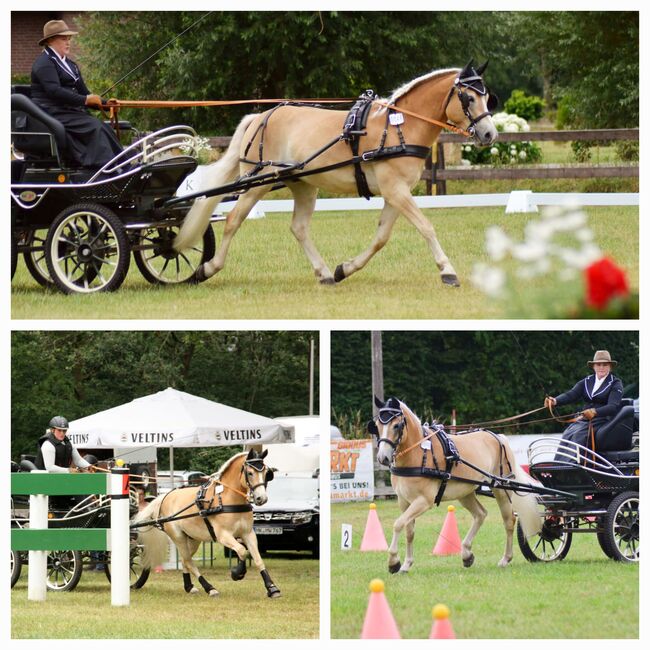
[554,373,623,418]
[31,47,90,111]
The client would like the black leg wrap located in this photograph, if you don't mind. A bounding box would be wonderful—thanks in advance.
[231,559,247,581]
[198,575,216,593]
[183,572,194,593]
[334,264,346,283]
[261,569,281,598]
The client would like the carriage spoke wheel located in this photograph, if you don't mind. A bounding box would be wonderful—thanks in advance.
[11,550,23,588]
[23,229,54,287]
[11,232,18,280]
[517,517,572,562]
[45,203,130,294]
[603,491,639,562]
[133,224,216,285]
[46,550,83,591]
[104,539,150,589]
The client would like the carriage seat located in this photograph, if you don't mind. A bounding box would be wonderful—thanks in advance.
[11,86,69,162]
[19,458,38,472]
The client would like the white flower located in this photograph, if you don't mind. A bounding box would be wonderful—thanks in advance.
[576,227,594,242]
[485,226,511,261]
[510,157,517,163]
[464,145,472,152]
[471,263,506,297]
[490,147,499,156]
[519,150,527,160]
[522,123,530,132]
[504,123,519,133]
[512,241,547,262]
[460,158,471,166]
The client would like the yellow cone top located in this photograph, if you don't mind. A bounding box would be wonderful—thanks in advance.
[115,458,125,467]
[432,604,450,620]
[447,505,455,512]
[369,503,377,510]
[369,579,385,593]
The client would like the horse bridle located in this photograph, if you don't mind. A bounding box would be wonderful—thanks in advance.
[367,406,406,453]
[444,74,498,138]
[241,458,274,492]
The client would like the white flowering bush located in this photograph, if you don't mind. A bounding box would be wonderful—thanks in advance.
[181,135,214,164]
[471,206,605,316]
[461,112,542,165]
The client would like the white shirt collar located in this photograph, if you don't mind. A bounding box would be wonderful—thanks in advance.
[592,373,609,393]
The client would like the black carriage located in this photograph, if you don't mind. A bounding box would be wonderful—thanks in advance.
[10,85,215,294]
[11,458,150,591]
[516,406,639,563]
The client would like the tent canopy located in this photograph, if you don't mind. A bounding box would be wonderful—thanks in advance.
[67,388,294,449]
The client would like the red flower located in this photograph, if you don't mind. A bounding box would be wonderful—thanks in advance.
[584,257,629,310]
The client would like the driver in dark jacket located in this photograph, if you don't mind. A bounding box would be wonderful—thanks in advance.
[30,20,122,169]
[35,416,92,473]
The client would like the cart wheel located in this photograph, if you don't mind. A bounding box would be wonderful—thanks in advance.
[11,550,22,588]
[46,550,83,591]
[11,233,18,280]
[597,530,616,559]
[45,203,131,294]
[602,491,639,562]
[104,542,150,589]
[23,229,54,287]
[517,517,572,562]
[133,224,216,285]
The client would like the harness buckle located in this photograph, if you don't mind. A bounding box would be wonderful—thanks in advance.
[361,150,375,162]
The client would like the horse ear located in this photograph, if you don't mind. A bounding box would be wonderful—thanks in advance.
[374,395,384,409]
[367,420,379,436]
[476,59,489,76]
[261,449,268,458]
[487,90,499,112]
[246,449,254,459]
[460,59,474,77]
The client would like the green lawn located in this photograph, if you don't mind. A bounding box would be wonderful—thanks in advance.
[331,500,639,639]
[12,554,319,638]
[11,206,638,320]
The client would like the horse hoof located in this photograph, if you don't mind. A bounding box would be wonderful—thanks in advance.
[230,568,246,581]
[267,587,282,598]
[319,277,336,285]
[462,554,475,568]
[189,587,200,595]
[441,274,460,287]
[209,589,220,597]
[334,264,346,283]
[191,264,206,284]
[388,561,401,574]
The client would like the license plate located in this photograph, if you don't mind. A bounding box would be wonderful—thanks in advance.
[255,526,283,535]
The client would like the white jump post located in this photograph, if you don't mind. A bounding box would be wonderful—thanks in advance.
[110,466,131,607]
[27,470,48,602]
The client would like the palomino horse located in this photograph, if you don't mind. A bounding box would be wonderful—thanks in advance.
[132,449,281,598]
[368,397,542,572]
[173,60,498,287]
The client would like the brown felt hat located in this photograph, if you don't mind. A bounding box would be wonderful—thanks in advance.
[39,20,78,46]
[588,350,617,368]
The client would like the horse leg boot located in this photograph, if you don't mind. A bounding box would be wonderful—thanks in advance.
[241,529,281,598]
[219,532,251,582]
[288,183,335,284]
[334,203,400,282]
[457,493,487,568]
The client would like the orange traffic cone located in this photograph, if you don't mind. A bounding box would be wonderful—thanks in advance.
[360,503,388,551]
[429,603,456,639]
[361,579,401,639]
[432,505,462,556]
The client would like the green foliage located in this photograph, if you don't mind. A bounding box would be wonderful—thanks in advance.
[11,331,318,464]
[331,331,639,434]
[461,140,542,165]
[571,140,594,162]
[614,140,639,162]
[504,89,545,121]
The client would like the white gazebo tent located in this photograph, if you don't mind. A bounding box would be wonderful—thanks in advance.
[67,387,294,474]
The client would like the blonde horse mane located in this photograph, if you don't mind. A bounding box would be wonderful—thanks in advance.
[211,451,248,480]
[398,399,424,435]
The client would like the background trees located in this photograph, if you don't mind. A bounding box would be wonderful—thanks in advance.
[74,10,638,132]
[11,331,318,471]
[331,331,639,436]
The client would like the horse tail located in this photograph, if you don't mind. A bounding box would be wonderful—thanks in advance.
[499,435,543,539]
[173,112,258,251]
[131,495,170,569]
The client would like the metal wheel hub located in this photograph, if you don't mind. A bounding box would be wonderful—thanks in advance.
[75,241,95,263]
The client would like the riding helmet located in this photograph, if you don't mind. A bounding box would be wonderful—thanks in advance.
[49,415,69,430]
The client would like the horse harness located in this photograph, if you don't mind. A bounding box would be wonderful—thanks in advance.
[443,73,499,139]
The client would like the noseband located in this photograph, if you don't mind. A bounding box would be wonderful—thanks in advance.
[445,74,497,137]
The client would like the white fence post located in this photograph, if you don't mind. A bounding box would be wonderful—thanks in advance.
[110,467,130,607]
[27,471,48,602]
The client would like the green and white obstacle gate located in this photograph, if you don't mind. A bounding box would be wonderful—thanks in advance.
[11,468,131,606]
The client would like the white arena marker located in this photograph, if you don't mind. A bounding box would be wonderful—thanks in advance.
[505,190,538,214]
[341,524,353,550]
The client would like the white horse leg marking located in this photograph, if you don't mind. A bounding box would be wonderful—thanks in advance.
[288,183,335,283]
[335,202,400,282]
[200,185,270,279]
[383,186,459,285]
[388,496,431,573]
[457,494,487,568]
[493,489,516,567]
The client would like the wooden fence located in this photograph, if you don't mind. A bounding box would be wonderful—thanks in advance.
[206,127,638,197]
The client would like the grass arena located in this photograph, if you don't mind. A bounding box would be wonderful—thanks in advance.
[11,205,638,320]
[330,500,638,639]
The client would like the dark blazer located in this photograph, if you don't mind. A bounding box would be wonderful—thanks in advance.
[554,373,623,418]
[31,47,90,111]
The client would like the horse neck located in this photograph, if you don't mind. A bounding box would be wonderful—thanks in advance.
[216,459,247,504]
[394,71,457,145]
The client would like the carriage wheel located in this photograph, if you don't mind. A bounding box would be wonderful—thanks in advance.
[597,530,616,559]
[517,517,572,562]
[45,203,131,294]
[133,223,216,285]
[104,540,150,589]
[11,232,18,280]
[23,229,54,287]
[11,550,22,588]
[602,491,639,562]
[46,550,83,591]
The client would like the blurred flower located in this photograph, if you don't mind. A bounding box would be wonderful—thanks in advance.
[490,147,499,156]
[485,226,511,261]
[585,257,630,310]
[519,150,527,160]
[471,264,505,297]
